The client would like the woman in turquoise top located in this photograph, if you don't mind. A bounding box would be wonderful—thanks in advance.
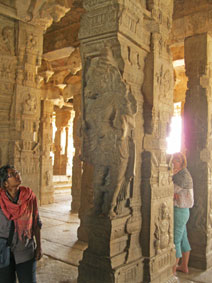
[172,152,194,275]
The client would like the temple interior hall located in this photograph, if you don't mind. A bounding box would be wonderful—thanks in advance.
[1,0,212,282]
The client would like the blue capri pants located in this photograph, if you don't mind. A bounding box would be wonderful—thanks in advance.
[174,206,191,258]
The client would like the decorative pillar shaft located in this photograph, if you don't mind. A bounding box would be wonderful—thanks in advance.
[141,1,176,281]
[40,100,54,204]
[78,0,176,282]
[0,0,69,202]
[78,0,147,281]
[184,33,212,269]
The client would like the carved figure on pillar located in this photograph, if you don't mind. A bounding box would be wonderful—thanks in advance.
[154,202,171,255]
[82,54,137,217]
[0,26,14,55]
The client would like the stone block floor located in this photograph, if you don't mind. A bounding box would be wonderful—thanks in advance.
[36,200,212,283]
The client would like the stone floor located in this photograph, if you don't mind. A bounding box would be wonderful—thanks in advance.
[36,200,212,283]
[37,200,87,283]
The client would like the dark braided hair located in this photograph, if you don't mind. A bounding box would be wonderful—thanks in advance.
[0,164,14,189]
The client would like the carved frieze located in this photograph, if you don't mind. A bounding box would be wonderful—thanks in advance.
[80,1,151,50]
[115,259,143,283]
[150,250,175,274]
[79,4,117,39]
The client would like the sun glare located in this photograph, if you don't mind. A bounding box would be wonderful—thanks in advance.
[166,102,182,154]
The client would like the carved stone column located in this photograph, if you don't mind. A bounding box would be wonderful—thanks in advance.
[184,33,212,269]
[0,15,18,166]
[77,1,175,282]
[40,100,54,204]
[141,0,176,282]
[0,1,69,200]
[8,20,43,198]
[53,108,71,175]
[71,77,83,213]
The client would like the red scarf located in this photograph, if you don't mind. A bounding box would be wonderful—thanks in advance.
[0,186,38,241]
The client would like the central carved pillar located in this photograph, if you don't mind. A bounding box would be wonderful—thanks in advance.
[78,1,175,282]
[184,33,212,269]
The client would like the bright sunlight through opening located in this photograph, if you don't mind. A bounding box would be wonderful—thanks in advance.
[166,102,182,154]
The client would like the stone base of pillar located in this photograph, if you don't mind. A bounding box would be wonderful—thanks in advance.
[143,248,176,283]
[78,214,144,282]
[40,191,54,205]
[78,253,143,283]
[77,218,89,242]
[189,252,212,270]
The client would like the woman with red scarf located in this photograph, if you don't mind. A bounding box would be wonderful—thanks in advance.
[0,165,42,283]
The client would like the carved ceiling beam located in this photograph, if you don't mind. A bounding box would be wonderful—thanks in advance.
[0,0,70,31]
[39,46,82,105]
[170,2,212,45]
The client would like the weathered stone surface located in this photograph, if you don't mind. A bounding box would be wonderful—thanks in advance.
[184,33,212,270]
[1,0,212,282]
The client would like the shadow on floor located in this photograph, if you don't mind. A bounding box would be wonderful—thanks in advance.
[37,200,87,283]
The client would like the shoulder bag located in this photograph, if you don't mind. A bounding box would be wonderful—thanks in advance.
[0,221,15,268]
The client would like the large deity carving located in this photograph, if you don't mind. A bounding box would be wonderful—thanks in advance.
[81,54,137,217]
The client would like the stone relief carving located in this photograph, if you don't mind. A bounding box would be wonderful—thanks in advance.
[0,57,17,82]
[45,170,51,186]
[156,65,173,103]
[82,54,137,217]
[26,33,38,50]
[22,93,37,114]
[0,26,14,55]
[79,4,117,39]
[154,202,171,255]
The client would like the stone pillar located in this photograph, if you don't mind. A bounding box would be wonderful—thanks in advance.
[184,33,212,269]
[71,79,83,213]
[0,15,18,166]
[78,1,175,282]
[7,19,43,198]
[0,1,69,200]
[53,108,71,175]
[77,161,94,242]
[141,1,176,282]
[40,100,54,204]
